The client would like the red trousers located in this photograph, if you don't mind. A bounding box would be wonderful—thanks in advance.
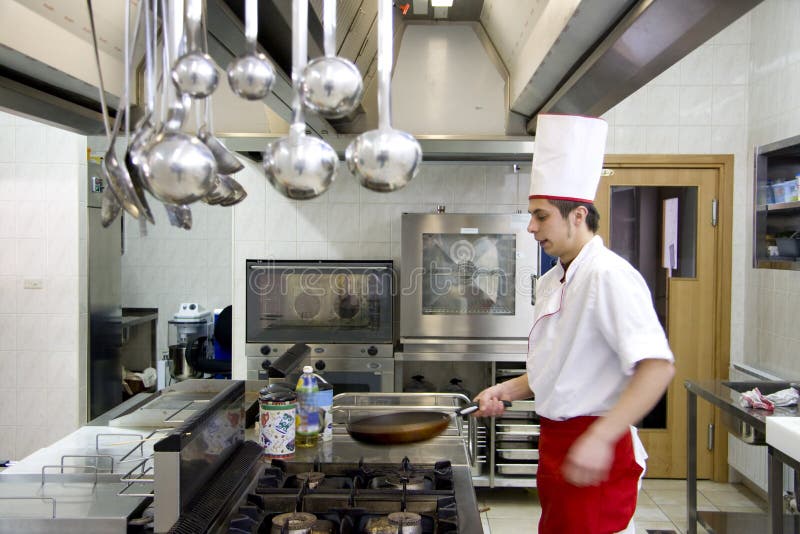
[537,416,643,534]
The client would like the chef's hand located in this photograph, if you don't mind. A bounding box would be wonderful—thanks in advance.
[473,384,510,417]
[562,431,614,486]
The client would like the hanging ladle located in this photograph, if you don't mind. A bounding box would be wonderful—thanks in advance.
[144,0,217,206]
[226,0,276,100]
[124,0,155,224]
[346,0,421,192]
[263,0,337,200]
[87,0,147,221]
[171,0,218,98]
[300,0,364,118]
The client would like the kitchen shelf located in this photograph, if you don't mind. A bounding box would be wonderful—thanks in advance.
[753,133,800,270]
[763,200,800,212]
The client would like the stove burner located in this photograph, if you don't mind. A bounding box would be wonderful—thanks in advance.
[226,457,462,534]
[364,516,396,533]
[271,511,317,533]
[295,471,326,489]
[388,511,423,533]
[384,473,426,490]
[311,519,334,533]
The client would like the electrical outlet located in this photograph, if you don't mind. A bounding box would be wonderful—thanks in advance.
[23,279,43,290]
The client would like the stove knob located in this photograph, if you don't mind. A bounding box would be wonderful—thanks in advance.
[367,346,378,356]
[315,360,326,371]
[260,345,271,355]
[261,359,272,371]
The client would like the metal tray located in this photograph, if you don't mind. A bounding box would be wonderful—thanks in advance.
[496,442,539,461]
[508,400,536,412]
[496,463,538,476]
[495,423,540,435]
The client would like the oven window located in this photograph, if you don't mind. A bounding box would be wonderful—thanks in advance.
[421,233,516,315]
[246,262,393,343]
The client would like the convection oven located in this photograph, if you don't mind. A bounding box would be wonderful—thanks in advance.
[245,260,395,392]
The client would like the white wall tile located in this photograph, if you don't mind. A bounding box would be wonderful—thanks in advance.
[0,164,14,199]
[0,425,14,461]
[712,85,747,125]
[678,126,712,153]
[359,205,392,242]
[15,238,45,276]
[714,45,750,85]
[14,201,45,238]
[327,204,360,242]
[14,125,46,163]
[679,86,713,125]
[613,126,647,153]
[16,351,46,387]
[0,351,16,387]
[645,86,680,125]
[0,200,17,238]
[0,390,17,435]
[680,46,714,85]
[0,127,13,162]
[297,204,328,242]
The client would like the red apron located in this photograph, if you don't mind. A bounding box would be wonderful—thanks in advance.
[537,416,643,534]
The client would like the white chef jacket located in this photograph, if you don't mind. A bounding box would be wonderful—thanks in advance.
[527,235,674,420]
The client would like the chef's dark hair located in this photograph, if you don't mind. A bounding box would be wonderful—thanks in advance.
[548,199,600,233]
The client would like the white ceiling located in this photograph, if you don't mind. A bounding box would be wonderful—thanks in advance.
[15,0,134,58]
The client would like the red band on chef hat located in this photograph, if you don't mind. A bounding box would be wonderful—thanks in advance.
[529,114,608,203]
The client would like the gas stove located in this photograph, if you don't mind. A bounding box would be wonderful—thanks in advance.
[224,456,467,533]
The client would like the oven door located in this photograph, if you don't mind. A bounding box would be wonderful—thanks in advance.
[246,260,393,344]
[400,213,538,340]
[313,357,394,393]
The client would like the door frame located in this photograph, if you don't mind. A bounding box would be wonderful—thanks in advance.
[603,154,734,481]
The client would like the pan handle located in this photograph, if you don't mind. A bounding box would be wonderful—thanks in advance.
[458,400,512,416]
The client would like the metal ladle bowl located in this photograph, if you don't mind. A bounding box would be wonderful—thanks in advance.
[172,52,219,98]
[345,128,422,192]
[227,52,276,100]
[300,56,363,118]
[144,132,217,204]
[263,133,337,200]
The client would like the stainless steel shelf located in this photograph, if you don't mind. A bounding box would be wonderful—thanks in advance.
[766,201,800,212]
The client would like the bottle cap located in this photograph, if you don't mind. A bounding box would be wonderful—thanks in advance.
[303,365,313,373]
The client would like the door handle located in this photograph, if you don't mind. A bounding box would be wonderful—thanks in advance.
[531,274,538,306]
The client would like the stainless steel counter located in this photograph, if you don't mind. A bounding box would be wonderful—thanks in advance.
[685,379,800,534]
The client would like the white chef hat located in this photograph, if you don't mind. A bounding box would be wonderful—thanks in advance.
[529,114,608,203]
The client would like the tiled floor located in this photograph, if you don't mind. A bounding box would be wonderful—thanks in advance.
[475,479,767,533]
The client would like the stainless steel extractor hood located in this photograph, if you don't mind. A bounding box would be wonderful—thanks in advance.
[0,0,764,148]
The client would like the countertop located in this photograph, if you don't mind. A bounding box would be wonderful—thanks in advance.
[685,379,800,432]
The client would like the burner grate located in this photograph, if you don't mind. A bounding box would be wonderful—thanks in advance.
[226,457,460,533]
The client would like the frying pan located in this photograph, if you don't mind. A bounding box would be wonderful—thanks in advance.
[346,401,511,445]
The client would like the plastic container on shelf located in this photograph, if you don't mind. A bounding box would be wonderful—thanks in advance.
[771,180,798,204]
[295,366,320,448]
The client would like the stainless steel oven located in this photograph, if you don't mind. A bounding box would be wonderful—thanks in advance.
[400,213,538,343]
[245,260,395,392]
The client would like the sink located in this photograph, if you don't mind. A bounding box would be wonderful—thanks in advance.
[720,381,794,444]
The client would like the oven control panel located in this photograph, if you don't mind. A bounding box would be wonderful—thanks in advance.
[245,343,395,392]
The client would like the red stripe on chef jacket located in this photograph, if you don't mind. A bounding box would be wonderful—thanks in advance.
[536,416,642,534]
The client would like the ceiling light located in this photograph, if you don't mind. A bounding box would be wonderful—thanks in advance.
[431,0,453,6]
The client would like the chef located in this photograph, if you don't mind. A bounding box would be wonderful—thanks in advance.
[473,114,675,533]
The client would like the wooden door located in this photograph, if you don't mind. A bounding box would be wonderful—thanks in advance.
[595,156,733,480]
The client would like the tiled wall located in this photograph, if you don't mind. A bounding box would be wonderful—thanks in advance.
[120,196,233,358]
[745,0,800,377]
[601,13,752,367]
[229,159,531,378]
[0,110,85,461]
